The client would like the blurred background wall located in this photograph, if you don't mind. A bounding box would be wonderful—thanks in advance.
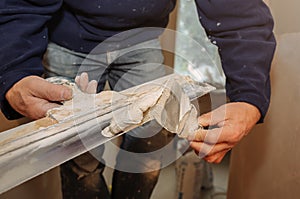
[228,1,300,198]
[269,0,300,34]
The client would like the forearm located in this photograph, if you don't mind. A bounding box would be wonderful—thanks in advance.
[0,0,62,119]
[195,0,276,121]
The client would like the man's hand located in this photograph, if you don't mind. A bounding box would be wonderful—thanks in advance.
[5,76,73,120]
[188,102,261,163]
[75,72,98,94]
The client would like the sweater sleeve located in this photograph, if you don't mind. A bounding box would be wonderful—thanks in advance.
[195,0,276,122]
[0,0,62,119]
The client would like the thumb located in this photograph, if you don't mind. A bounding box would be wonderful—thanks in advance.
[198,112,212,127]
[198,104,227,127]
[32,78,73,102]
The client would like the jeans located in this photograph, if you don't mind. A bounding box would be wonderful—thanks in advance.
[43,39,174,199]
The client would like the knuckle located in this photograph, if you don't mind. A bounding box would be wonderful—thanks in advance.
[229,127,243,142]
[204,156,215,163]
[200,145,212,156]
[196,132,204,141]
[230,133,239,142]
[24,76,37,88]
[207,133,219,144]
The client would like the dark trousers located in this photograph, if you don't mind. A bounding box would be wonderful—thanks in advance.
[44,40,174,199]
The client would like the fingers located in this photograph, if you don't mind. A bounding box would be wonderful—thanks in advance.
[189,102,261,164]
[86,80,98,94]
[190,141,231,157]
[76,72,88,92]
[5,74,99,120]
[193,103,256,144]
[32,78,73,101]
[75,75,80,86]
[27,97,61,119]
[198,112,211,127]
[5,75,73,119]
[203,149,228,163]
[198,104,226,127]
[190,141,230,163]
[75,72,97,94]
[188,126,229,144]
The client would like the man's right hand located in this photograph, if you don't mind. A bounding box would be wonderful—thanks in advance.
[5,76,73,120]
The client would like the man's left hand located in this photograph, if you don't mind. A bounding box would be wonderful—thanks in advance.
[188,102,261,163]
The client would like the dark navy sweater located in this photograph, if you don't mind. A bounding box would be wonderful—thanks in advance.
[0,0,276,120]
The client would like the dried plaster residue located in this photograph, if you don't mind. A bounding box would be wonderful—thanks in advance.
[46,76,201,139]
[101,78,199,138]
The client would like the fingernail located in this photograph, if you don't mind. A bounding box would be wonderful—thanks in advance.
[75,76,80,84]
